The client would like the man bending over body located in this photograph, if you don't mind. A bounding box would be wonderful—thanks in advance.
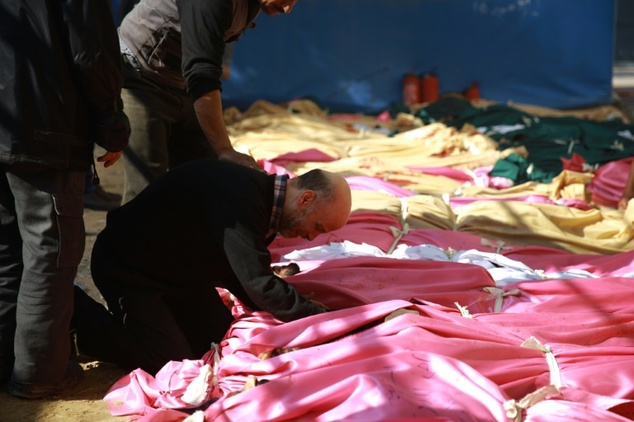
[74,159,351,373]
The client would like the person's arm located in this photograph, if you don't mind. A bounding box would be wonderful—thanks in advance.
[179,0,261,170]
[211,192,327,321]
[193,91,262,169]
[224,231,327,321]
[619,160,634,210]
[64,0,130,158]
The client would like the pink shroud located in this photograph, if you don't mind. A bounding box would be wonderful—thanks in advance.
[102,156,634,421]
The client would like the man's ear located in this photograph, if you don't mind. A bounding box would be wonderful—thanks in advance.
[299,190,316,206]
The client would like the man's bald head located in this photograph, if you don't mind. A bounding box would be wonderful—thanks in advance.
[279,169,351,240]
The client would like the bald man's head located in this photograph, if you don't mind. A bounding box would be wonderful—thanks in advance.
[279,170,351,240]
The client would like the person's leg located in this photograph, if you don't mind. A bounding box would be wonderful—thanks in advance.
[121,57,216,203]
[6,165,85,397]
[121,61,175,204]
[166,284,235,358]
[0,167,21,382]
[76,241,198,374]
[73,284,195,374]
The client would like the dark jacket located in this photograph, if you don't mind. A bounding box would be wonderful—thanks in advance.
[95,159,326,322]
[119,0,261,100]
[0,0,129,170]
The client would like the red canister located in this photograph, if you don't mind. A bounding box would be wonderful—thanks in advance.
[402,71,421,107]
[420,73,439,103]
[464,81,481,100]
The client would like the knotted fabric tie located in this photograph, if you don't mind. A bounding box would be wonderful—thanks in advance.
[504,384,560,422]
[504,336,562,421]
[454,302,473,318]
[481,238,513,254]
[387,197,411,254]
[521,336,562,389]
[482,287,521,313]
[388,223,410,255]
[181,342,221,406]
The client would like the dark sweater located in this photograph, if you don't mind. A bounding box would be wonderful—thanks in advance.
[119,0,260,99]
[95,159,325,322]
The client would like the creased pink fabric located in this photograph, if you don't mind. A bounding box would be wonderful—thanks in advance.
[267,148,337,168]
[105,298,634,421]
[102,180,634,420]
[269,212,403,261]
[407,165,475,183]
[587,156,634,207]
[284,256,496,310]
[345,176,416,197]
[257,159,295,176]
[105,358,218,418]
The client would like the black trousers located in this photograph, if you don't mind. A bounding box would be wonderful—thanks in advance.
[74,241,234,374]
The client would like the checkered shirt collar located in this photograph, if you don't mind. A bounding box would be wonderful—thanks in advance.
[268,174,289,236]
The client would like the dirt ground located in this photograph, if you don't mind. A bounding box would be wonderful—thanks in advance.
[0,157,130,422]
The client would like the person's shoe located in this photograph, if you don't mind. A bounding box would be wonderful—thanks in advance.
[6,360,84,399]
[83,185,122,211]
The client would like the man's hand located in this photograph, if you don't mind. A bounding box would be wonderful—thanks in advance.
[218,149,265,172]
[272,262,300,278]
[96,150,123,168]
[193,90,265,172]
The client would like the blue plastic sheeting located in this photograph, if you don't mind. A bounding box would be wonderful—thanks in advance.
[222,0,616,113]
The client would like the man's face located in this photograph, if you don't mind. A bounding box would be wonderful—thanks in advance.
[279,204,331,241]
[260,0,297,16]
[279,194,349,241]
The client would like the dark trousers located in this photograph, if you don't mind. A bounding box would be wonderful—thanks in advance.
[0,164,85,383]
[120,59,214,204]
[74,241,234,374]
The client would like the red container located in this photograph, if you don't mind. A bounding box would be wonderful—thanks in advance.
[420,73,439,103]
[464,81,480,100]
[402,71,421,107]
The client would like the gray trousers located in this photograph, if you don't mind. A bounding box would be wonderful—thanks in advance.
[120,59,214,204]
[0,164,85,384]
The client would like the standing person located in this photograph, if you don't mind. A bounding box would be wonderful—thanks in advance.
[73,159,352,373]
[0,0,130,398]
[119,0,298,203]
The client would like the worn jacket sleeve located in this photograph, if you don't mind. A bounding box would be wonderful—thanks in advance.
[222,221,327,323]
[178,0,231,101]
[64,0,129,152]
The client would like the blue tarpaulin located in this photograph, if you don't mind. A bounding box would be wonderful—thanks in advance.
[222,0,616,113]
